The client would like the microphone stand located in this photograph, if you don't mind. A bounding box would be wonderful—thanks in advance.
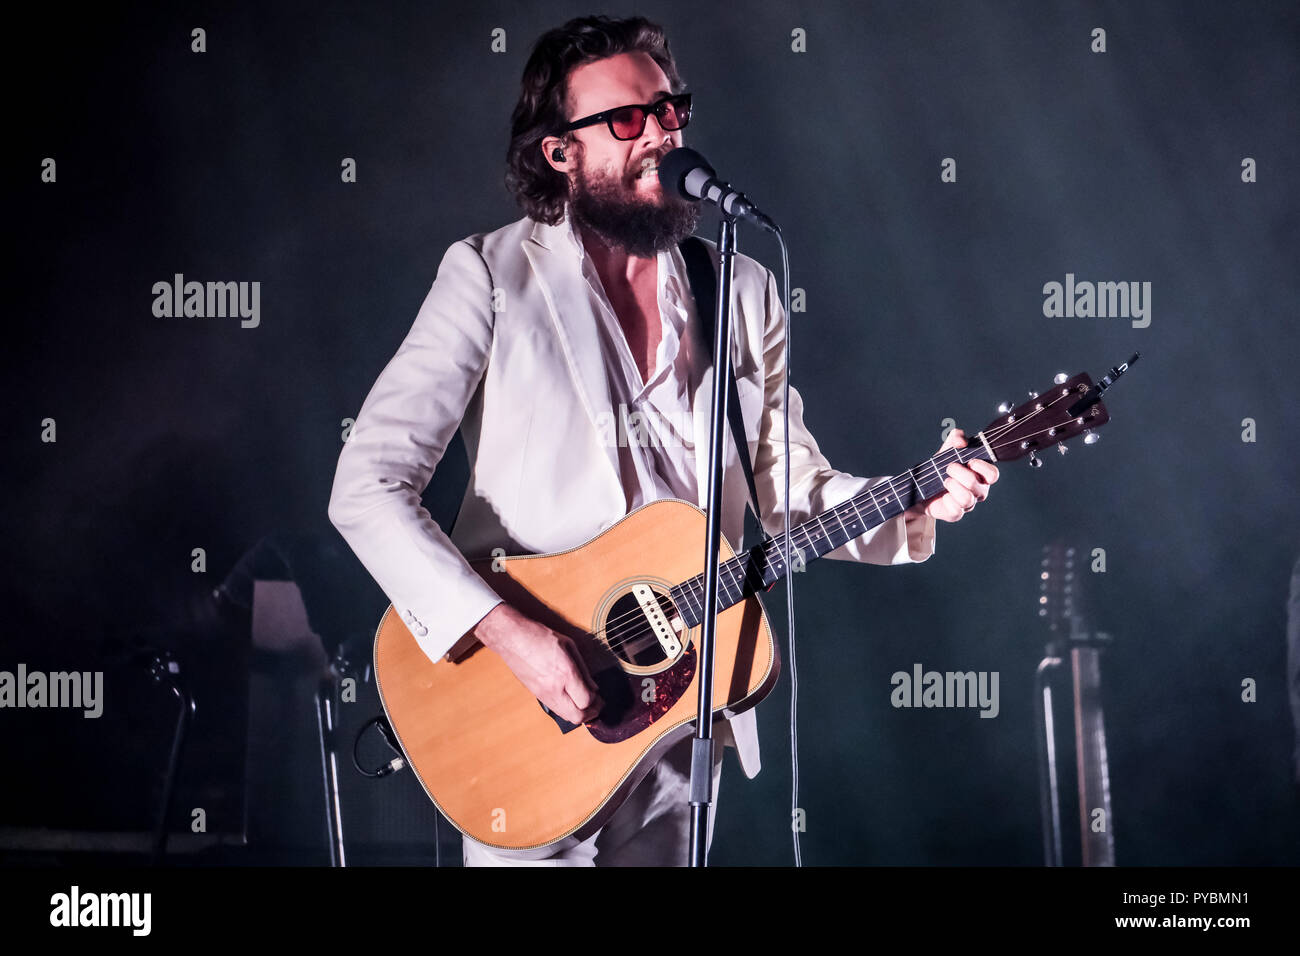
[688,212,739,866]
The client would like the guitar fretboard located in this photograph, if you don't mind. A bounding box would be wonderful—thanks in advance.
[669,441,990,628]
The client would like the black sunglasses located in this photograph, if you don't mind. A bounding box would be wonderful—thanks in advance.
[554,93,692,141]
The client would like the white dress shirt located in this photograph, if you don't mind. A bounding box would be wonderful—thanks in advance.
[562,213,706,514]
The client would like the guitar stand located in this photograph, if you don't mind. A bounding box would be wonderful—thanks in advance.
[1034,625,1115,866]
[1034,652,1064,866]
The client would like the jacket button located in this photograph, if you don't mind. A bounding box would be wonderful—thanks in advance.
[415,626,428,636]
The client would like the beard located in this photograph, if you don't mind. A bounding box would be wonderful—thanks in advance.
[568,157,702,258]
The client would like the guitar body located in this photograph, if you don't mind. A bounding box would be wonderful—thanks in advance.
[373,498,780,856]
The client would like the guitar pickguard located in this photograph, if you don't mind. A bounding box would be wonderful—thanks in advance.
[579,643,697,743]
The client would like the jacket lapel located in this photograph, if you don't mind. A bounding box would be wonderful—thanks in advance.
[523,215,623,495]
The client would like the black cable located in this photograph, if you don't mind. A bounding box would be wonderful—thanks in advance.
[350,714,445,866]
[351,715,407,778]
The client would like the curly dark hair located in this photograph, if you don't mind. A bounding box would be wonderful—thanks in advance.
[506,15,685,225]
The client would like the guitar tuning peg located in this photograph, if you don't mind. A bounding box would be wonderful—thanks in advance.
[1027,390,1039,399]
[1083,429,1100,445]
[997,401,1013,414]
[1056,443,1068,455]
[1028,450,1043,468]
[1053,372,1068,385]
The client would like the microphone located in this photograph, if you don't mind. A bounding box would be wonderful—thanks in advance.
[657,147,780,234]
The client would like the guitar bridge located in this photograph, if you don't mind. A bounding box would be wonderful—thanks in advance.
[632,583,682,657]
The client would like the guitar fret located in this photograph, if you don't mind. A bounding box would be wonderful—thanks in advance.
[722,560,743,604]
[829,504,850,545]
[683,581,701,620]
[887,479,906,513]
[907,467,924,502]
[711,575,728,611]
[846,496,867,533]
[813,513,829,553]
[865,487,886,522]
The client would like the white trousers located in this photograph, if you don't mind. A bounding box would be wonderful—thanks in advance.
[462,732,726,866]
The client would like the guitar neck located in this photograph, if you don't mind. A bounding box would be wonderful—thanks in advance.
[671,438,993,628]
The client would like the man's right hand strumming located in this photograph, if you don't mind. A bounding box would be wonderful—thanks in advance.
[473,603,605,725]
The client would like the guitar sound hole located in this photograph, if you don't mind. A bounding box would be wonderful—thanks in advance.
[602,589,680,668]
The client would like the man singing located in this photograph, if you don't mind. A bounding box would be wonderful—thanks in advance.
[328,14,998,866]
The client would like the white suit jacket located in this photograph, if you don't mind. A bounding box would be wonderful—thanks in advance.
[328,210,937,781]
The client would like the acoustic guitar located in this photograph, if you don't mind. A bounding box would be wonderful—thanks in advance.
[373,359,1135,854]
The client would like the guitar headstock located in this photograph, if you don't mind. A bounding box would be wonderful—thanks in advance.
[976,372,1110,465]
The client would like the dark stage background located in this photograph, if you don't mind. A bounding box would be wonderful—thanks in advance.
[4,1,1298,867]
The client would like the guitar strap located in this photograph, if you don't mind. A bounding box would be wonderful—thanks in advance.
[677,235,769,538]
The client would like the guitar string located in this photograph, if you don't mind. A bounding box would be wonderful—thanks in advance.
[589,391,1080,653]
[599,387,1089,655]
[593,388,1075,647]
[589,390,1085,655]
[589,432,998,648]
